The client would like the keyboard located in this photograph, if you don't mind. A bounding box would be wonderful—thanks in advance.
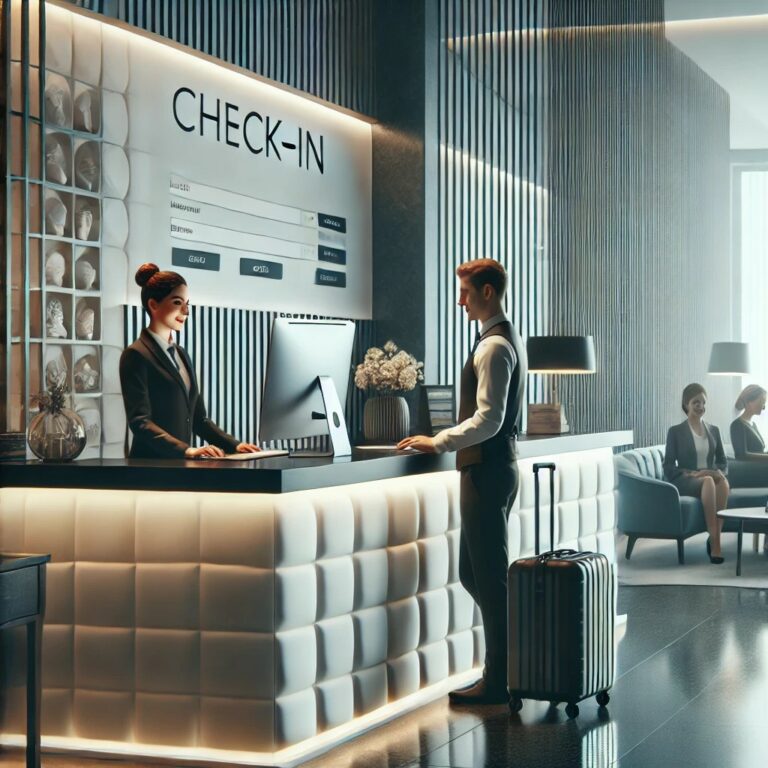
[355,444,418,452]
[205,449,290,461]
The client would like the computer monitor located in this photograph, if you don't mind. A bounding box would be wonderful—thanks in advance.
[259,318,355,455]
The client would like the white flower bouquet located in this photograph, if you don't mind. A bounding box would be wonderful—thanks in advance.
[354,340,424,394]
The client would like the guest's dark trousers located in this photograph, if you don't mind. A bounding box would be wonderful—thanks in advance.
[459,459,519,687]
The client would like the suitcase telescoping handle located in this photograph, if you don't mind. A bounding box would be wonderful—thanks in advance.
[533,462,556,556]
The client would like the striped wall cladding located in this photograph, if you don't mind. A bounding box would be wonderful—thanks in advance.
[125,307,374,448]
[545,0,731,448]
[66,0,375,116]
[435,0,549,408]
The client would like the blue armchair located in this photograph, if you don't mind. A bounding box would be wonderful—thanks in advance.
[729,459,768,489]
[615,446,768,564]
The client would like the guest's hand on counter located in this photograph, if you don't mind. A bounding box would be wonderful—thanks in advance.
[235,442,261,453]
[397,435,437,453]
[185,445,226,459]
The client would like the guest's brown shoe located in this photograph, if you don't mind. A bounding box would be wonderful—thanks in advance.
[448,678,508,705]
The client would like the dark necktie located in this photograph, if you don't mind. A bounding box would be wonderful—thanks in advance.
[471,330,482,354]
[167,346,180,371]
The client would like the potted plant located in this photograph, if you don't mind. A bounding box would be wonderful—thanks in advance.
[354,341,424,442]
[27,381,87,462]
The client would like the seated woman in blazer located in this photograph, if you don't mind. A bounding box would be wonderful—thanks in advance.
[663,382,729,563]
[730,384,768,462]
[120,263,259,459]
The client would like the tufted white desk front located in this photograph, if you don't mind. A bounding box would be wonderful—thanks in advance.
[0,432,630,766]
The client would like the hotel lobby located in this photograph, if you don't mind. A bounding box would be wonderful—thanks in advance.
[2,1,768,767]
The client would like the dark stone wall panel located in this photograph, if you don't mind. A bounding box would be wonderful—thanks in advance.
[372,1,427,423]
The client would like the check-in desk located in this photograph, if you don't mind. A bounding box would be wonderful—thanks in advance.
[0,431,630,766]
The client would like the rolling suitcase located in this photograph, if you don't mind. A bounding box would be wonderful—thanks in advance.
[507,462,614,717]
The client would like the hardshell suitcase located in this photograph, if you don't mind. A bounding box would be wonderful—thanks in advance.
[507,462,614,717]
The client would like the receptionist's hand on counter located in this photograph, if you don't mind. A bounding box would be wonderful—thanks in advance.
[185,445,226,459]
[235,442,261,453]
[397,435,437,453]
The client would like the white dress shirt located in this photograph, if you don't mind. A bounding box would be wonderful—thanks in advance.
[433,312,517,453]
[147,328,191,392]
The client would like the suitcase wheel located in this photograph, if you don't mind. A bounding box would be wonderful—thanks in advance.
[596,690,610,708]
[508,696,523,714]
[565,702,579,718]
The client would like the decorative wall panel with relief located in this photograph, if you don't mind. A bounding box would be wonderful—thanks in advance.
[37,3,131,458]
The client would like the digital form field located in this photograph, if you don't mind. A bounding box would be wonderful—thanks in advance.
[171,196,317,246]
[171,174,317,228]
[169,175,347,267]
[171,217,317,261]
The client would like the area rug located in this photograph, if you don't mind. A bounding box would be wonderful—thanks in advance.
[615,531,768,589]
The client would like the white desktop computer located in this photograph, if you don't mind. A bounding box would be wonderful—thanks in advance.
[259,318,356,456]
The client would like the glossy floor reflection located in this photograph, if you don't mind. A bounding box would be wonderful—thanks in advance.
[1,585,767,768]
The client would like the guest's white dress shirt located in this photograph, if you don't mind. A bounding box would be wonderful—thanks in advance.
[433,312,517,453]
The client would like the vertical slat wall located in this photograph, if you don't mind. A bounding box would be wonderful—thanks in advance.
[64,0,377,445]
[69,0,375,116]
[436,0,549,407]
[547,0,731,447]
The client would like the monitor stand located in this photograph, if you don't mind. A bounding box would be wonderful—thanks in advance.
[289,376,352,458]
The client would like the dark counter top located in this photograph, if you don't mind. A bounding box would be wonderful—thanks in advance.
[0,450,455,494]
[0,431,632,494]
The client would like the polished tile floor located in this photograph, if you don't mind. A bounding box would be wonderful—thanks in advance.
[1,585,767,767]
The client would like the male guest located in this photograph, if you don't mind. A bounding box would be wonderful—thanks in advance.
[398,258,526,704]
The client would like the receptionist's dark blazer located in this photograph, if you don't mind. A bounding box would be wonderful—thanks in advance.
[119,328,239,459]
[663,420,727,482]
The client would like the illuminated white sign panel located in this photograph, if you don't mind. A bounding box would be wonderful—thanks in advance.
[49,5,373,317]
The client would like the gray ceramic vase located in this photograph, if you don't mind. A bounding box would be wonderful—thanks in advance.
[363,395,410,442]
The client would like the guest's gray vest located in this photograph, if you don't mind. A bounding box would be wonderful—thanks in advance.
[456,320,526,470]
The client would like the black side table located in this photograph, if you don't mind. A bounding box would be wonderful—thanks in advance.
[0,553,51,768]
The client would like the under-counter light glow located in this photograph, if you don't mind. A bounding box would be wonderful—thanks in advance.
[1,669,481,768]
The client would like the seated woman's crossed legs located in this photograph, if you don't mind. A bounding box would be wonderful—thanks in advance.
[677,473,729,561]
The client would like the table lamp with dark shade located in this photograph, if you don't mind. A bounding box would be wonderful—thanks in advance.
[707,342,750,375]
[526,335,597,434]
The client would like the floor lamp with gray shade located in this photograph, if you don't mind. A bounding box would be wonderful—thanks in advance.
[707,342,750,375]
[526,336,597,434]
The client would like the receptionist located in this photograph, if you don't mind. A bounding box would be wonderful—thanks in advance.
[119,263,260,459]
